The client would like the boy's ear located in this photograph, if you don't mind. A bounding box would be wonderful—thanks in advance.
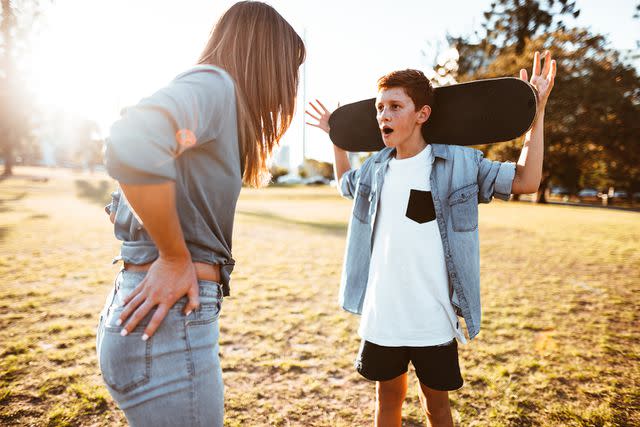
[416,105,432,125]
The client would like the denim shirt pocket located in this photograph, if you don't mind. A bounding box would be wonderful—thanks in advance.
[353,183,372,223]
[448,183,479,232]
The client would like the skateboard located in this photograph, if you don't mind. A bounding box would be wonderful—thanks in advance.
[328,77,537,152]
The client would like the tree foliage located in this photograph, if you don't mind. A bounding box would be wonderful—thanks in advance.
[432,0,640,200]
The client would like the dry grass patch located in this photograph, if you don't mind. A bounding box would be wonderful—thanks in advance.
[1,167,638,426]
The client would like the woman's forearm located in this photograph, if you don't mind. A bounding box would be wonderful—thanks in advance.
[119,181,190,261]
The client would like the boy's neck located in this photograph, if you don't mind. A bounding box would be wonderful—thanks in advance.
[395,131,428,160]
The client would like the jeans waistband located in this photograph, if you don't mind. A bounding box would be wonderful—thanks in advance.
[116,270,223,300]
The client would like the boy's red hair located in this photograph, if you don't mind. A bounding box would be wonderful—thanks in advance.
[377,69,435,111]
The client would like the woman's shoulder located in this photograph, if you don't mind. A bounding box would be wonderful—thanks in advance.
[173,65,235,94]
[136,64,236,118]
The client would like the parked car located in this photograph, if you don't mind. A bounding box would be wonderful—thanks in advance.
[302,175,330,186]
[276,174,303,185]
[550,186,570,196]
[577,188,600,202]
[611,190,628,200]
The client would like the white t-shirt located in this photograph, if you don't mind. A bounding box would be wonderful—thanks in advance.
[358,144,467,346]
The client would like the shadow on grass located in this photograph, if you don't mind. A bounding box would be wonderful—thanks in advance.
[237,210,347,236]
[74,180,111,206]
[29,214,49,220]
[0,191,27,213]
[0,226,9,243]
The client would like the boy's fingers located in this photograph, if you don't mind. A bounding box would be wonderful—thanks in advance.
[532,51,541,76]
[316,99,329,113]
[541,51,551,77]
[548,60,557,80]
[142,305,170,340]
[305,110,321,121]
[520,69,528,81]
[310,103,324,116]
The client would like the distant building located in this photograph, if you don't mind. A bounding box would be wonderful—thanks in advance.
[273,144,291,169]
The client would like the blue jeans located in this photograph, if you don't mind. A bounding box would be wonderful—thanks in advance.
[96,270,224,427]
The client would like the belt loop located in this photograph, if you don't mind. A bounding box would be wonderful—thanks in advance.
[106,271,122,317]
[217,282,223,299]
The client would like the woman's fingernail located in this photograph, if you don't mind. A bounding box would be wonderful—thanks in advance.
[116,319,122,326]
[120,329,128,337]
[142,334,149,341]
[186,310,192,317]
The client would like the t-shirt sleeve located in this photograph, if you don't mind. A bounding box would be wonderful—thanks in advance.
[104,68,234,184]
[476,150,516,203]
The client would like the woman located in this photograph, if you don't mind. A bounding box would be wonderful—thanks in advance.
[96,2,305,426]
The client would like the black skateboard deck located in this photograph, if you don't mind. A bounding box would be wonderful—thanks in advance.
[328,77,537,152]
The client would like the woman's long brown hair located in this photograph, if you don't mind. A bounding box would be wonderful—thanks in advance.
[198,1,305,187]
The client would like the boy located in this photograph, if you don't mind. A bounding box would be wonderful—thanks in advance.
[306,51,555,426]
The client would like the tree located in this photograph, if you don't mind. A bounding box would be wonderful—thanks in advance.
[483,0,580,55]
[480,29,640,200]
[440,0,580,80]
[431,1,640,202]
[0,0,49,176]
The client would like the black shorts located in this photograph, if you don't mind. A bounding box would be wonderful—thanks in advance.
[354,339,464,391]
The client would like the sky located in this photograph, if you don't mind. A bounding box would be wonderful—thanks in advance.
[24,0,640,167]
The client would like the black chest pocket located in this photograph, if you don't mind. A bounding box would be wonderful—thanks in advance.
[405,189,436,224]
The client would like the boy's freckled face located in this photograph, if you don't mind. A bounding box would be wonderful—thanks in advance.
[375,87,421,148]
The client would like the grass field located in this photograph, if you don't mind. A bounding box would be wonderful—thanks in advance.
[1,167,639,426]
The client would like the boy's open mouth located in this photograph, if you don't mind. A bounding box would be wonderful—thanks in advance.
[382,126,394,135]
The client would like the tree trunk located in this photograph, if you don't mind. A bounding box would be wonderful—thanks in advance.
[2,152,13,176]
[536,176,549,203]
[1,0,14,177]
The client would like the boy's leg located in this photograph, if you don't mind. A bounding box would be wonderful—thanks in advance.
[410,339,463,427]
[418,382,454,427]
[354,340,410,427]
[375,373,408,427]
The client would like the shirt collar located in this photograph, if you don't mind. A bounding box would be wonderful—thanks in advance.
[375,143,449,163]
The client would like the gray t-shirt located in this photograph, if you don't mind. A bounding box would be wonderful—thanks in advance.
[104,65,241,295]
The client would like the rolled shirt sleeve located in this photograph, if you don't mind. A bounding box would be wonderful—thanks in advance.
[104,67,234,185]
[476,151,516,203]
[339,168,362,200]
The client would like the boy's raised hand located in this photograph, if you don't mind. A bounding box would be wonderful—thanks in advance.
[520,50,556,112]
[305,99,335,134]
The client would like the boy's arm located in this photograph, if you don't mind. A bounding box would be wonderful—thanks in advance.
[511,113,544,194]
[511,50,556,195]
[306,100,359,199]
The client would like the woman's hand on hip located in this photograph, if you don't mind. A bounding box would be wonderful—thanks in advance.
[117,255,200,340]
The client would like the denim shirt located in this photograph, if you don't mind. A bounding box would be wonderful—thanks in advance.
[338,143,516,340]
